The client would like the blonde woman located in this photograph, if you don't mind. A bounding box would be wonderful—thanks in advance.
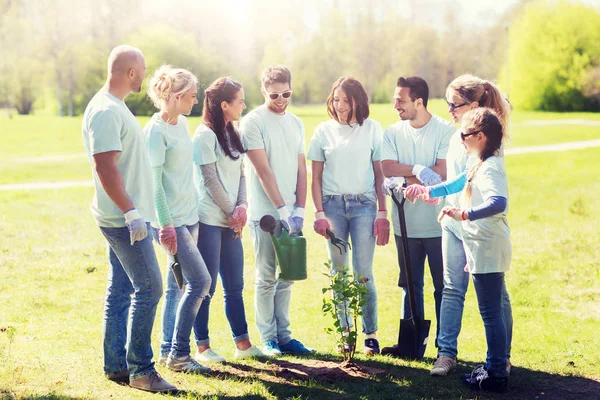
[145,65,212,374]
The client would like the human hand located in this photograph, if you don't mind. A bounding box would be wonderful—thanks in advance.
[412,165,443,186]
[289,207,305,235]
[438,206,463,222]
[313,211,331,237]
[159,225,177,255]
[124,208,147,245]
[373,211,390,246]
[404,184,428,203]
[382,177,405,196]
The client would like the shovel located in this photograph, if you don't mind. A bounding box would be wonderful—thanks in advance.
[390,187,431,360]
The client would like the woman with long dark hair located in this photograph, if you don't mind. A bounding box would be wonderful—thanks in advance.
[192,77,265,361]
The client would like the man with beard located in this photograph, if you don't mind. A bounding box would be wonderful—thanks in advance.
[380,76,454,353]
[240,65,314,357]
[81,45,176,393]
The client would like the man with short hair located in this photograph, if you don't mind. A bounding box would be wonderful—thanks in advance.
[81,45,175,393]
[240,65,314,357]
[380,76,454,353]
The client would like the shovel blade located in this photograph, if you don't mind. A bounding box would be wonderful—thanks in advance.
[396,317,431,360]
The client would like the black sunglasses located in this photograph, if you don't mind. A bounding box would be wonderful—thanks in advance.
[447,100,468,111]
[460,130,480,141]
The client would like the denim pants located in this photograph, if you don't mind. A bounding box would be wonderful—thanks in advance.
[472,272,508,378]
[99,223,162,380]
[194,222,249,346]
[248,219,293,345]
[323,194,378,334]
[394,235,444,345]
[437,219,513,360]
[154,223,212,358]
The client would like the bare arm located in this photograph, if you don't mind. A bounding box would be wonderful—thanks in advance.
[382,160,415,178]
[295,154,307,208]
[431,158,447,181]
[373,161,387,212]
[93,151,134,212]
[311,161,325,211]
[246,149,285,208]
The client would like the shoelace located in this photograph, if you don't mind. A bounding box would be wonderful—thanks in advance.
[469,364,486,380]
[187,358,209,372]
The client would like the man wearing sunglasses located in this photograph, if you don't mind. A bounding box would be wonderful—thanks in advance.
[240,65,314,357]
[380,76,455,354]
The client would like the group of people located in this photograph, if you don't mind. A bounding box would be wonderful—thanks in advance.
[81,44,513,394]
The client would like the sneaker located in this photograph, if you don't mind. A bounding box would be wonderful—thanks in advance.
[157,354,168,367]
[262,340,282,357]
[430,355,457,376]
[130,371,176,393]
[279,339,315,354]
[463,365,508,393]
[364,338,380,355]
[166,354,212,374]
[105,369,129,384]
[235,345,267,359]
[195,348,226,363]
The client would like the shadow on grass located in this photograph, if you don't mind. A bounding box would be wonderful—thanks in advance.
[184,352,600,400]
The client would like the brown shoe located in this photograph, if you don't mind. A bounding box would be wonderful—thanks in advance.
[130,371,176,393]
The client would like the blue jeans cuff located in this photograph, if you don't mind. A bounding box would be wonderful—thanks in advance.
[233,333,250,344]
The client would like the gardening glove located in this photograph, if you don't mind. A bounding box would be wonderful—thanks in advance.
[159,224,177,255]
[373,210,390,246]
[124,208,147,245]
[412,164,443,186]
[290,207,305,235]
[313,211,331,237]
[382,177,405,196]
[228,205,247,231]
[404,184,428,203]
[277,205,293,232]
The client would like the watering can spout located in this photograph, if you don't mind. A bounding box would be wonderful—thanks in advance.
[260,215,307,281]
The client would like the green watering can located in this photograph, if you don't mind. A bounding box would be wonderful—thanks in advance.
[260,215,307,281]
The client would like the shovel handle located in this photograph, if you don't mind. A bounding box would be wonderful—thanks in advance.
[170,254,184,290]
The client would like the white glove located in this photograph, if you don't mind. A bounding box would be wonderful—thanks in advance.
[124,208,147,245]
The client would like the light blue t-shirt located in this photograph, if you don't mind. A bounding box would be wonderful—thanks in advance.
[240,105,305,221]
[144,113,198,228]
[381,114,454,238]
[81,90,155,228]
[307,118,383,202]
[193,123,243,228]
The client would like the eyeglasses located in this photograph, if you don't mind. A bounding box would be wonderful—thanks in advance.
[460,130,479,141]
[447,100,468,111]
[266,90,292,100]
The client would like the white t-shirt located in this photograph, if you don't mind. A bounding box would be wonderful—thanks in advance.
[81,90,155,228]
[462,156,511,274]
[240,105,305,221]
[307,118,383,202]
[193,123,243,228]
[381,114,455,238]
[144,114,198,228]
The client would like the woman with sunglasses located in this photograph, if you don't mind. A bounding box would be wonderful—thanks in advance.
[439,108,511,392]
[404,75,513,378]
[308,77,390,355]
[192,77,265,361]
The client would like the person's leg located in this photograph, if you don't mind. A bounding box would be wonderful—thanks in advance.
[100,224,163,380]
[395,236,426,321]
[273,223,294,346]
[249,220,280,345]
[219,227,250,347]
[102,244,134,377]
[348,196,378,336]
[193,222,222,351]
[170,224,212,358]
[423,236,444,347]
[472,273,507,378]
[502,281,513,361]
[323,197,352,332]
[436,221,470,360]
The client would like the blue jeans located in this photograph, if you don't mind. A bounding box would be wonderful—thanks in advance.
[323,194,378,334]
[153,223,212,358]
[394,235,444,345]
[249,220,293,345]
[194,222,249,346]
[437,219,513,359]
[99,224,162,380]
[472,272,508,377]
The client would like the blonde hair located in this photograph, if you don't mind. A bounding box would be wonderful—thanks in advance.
[446,74,511,133]
[147,65,198,109]
[460,108,505,206]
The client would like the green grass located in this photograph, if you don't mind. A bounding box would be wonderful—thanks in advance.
[2,100,600,185]
[0,110,600,399]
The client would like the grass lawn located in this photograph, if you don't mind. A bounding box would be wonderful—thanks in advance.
[0,108,599,399]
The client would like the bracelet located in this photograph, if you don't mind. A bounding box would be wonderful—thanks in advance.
[462,210,467,221]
